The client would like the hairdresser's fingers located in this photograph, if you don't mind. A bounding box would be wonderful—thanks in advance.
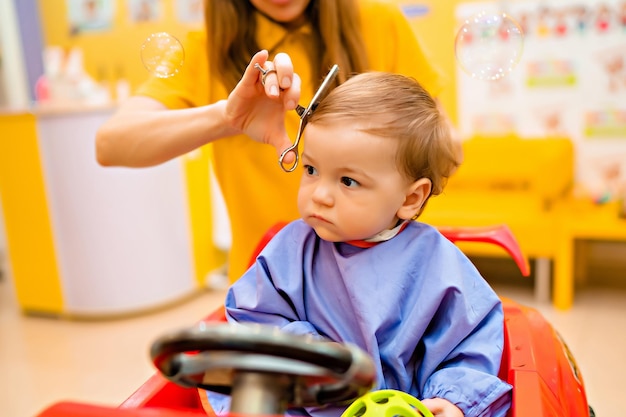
[226,50,273,133]
[273,52,294,91]
[282,72,301,111]
[256,60,279,98]
[269,133,295,163]
[245,50,269,88]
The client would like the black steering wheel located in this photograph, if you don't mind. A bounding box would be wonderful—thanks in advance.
[150,322,376,415]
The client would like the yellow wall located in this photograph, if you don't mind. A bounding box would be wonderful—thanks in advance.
[37,0,488,123]
[37,0,201,97]
[399,1,459,123]
[393,0,488,125]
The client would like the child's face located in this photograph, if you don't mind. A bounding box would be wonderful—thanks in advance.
[297,121,419,242]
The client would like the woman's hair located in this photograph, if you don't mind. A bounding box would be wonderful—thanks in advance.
[205,0,368,91]
[308,72,461,215]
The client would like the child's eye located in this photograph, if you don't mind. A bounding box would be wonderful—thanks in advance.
[304,164,318,176]
[341,177,360,188]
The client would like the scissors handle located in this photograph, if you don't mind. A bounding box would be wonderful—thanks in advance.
[279,144,300,172]
[279,117,305,172]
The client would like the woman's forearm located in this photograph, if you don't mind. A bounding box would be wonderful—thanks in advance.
[95,96,237,167]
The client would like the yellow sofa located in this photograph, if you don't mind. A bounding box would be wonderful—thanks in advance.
[420,135,575,301]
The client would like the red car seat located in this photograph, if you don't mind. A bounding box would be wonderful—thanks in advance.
[36,223,591,417]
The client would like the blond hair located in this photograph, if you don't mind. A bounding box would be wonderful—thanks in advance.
[308,72,460,213]
[205,0,368,91]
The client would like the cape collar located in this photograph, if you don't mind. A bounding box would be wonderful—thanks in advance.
[346,221,410,248]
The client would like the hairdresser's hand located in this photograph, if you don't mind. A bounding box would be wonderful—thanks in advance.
[421,398,464,417]
[225,50,301,164]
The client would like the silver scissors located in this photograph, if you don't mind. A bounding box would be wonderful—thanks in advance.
[279,64,340,172]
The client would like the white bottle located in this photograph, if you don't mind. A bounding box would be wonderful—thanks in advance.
[115,67,130,103]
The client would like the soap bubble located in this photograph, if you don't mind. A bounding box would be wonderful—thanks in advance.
[455,11,524,81]
[140,32,185,78]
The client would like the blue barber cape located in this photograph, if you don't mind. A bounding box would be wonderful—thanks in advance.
[207,220,512,417]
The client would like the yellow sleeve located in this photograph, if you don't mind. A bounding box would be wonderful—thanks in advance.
[359,0,447,98]
[134,31,214,109]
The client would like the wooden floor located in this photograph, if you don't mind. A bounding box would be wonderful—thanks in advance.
[1,264,625,416]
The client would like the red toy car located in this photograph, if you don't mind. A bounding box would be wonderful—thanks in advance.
[36,224,594,417]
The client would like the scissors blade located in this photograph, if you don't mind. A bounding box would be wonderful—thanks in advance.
[303,64,340,119]
[280,64,340,172]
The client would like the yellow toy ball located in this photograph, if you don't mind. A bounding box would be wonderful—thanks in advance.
[341,389,434,417]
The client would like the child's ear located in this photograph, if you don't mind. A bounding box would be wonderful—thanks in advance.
[397,178,432,220]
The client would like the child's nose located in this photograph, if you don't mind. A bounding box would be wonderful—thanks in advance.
[311,182,334,206]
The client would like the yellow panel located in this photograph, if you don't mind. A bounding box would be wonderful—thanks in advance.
[36,0,469,118]
[37,0,203,94]
[391,0,500,125]
[35,0,484,287]
[400,0,459,124]
[0,114,63,314]
[183,146,227,287]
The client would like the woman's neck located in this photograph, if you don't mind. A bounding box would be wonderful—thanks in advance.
[255,9,309,31]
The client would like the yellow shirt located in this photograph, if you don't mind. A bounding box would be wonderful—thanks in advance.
[136,0,444,282]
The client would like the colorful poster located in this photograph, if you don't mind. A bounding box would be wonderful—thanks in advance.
[67,0,114,34]
[175,0,203,25]
[456,0,626,197]
[127,0,162,23]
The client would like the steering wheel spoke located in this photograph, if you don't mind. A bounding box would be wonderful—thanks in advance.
[150,323,376,415]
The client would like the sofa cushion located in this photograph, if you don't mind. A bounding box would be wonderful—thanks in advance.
[421,190,557,258]
[419,136,575,259]
[446,136,574,208]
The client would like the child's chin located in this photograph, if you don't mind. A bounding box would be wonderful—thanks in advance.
[310,226,342,242]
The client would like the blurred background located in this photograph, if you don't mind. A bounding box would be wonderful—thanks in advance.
[1,0,626,416]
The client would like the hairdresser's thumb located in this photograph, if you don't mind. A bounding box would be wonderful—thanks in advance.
[271,135,295,166]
